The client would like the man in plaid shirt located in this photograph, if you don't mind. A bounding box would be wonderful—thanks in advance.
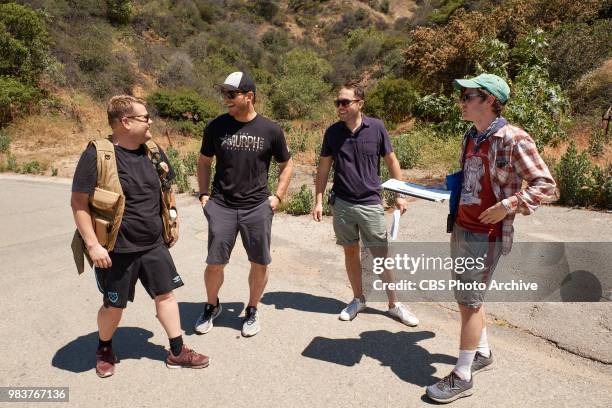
[426,73,556,403]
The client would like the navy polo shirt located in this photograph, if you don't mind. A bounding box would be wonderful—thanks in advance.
[320,114,393,205]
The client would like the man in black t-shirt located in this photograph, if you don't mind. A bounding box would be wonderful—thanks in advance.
[71,95,208,377]
[194,72,293,337]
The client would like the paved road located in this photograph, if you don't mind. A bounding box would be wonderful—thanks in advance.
[0,174,610,407]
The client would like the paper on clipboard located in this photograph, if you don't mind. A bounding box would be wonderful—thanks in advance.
[382,178,451,202]
[390,209,400,240]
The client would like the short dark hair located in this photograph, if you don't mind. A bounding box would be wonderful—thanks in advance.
[341,80,365,100]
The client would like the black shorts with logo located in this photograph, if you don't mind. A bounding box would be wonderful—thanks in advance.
[203,198,274,265]
[94,244,183,308]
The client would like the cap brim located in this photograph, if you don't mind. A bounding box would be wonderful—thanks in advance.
[215,84,240,92]
[453,79,480,90]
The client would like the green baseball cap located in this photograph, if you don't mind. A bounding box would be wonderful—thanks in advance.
[453,73,510,104]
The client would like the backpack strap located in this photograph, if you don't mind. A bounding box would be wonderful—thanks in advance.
[90,137,123,194]
[144,140,172,191]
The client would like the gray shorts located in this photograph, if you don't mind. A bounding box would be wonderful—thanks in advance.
[450,223,503,308]
[203,198,274,265]
[332,197,387,246]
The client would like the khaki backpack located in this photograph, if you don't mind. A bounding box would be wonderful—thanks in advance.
[71,137,177,274]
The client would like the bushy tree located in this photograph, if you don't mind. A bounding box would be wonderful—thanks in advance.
[364,78,420,128]
[269,48,332,120]
[0,2,50,83]
[147,89,221,135]
[505,30,570,148]
[106,0,132,25]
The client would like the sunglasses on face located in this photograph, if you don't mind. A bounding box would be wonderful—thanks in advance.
[334,99,360,108]
[459,93,485,103]
[221,90,244,100]
[124,114,150,122]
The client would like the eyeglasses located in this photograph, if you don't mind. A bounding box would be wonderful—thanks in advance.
[124,114,150,122]
[334,99,360,108]
[221,90,244,100]
[459,93,485,103]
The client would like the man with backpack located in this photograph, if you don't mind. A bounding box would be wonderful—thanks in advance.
[71,95,209,378]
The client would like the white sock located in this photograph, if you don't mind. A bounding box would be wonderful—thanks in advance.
[477,328,490,357]
[453,350,476,381]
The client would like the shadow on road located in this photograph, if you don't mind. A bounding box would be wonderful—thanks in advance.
[52,327,167,373]
[179,301,245,335]
[302,330,455,387]
[261,291,388,317]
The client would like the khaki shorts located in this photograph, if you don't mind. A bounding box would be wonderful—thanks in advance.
[332,197,387,246]
[450,223,503,308]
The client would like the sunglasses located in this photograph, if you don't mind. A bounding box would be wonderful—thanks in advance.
[459,92,485,103]
[334,99,360,108]
[221,90,244,99]
[124,114,150,122]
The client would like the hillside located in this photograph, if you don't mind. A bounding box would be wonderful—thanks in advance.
[0,0,610,209]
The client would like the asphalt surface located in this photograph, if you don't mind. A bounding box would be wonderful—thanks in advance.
[0,174,610,408]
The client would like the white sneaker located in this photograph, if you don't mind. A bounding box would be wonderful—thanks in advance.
[388,302,419,326]
[339,298,366,321]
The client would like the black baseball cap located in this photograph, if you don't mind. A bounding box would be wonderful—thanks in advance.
[216,71,256,93]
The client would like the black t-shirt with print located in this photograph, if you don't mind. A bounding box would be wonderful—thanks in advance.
[72,143,175,253]
[200,113,291,209]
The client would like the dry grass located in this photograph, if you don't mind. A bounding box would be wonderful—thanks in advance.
[2,89,203,177]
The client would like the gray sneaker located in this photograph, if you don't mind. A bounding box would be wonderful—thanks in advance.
[241,306,260,337]
[471,350,494,375]
[426,371,473,404]
[194,301,222,334]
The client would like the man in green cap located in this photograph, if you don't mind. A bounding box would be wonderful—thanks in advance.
[425,73,556,403]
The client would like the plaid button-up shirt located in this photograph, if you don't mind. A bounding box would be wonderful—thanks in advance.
[459,124,557,254]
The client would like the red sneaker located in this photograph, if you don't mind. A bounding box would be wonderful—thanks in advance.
[95,346,118,378]
[166,345,210,369]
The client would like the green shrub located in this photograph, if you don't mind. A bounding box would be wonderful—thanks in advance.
[470,36,510,79]
[166,147,190,193]
[251,0,280,21]
[0,76,42,126]
[379,164,395,207]
[184,151,198,176]
[106,0,132,25]
[322,188,333,216]
[286,184,313,215]
[415,93,468,136]
[428,0,466,25]
[21,160,42,174]
[588,128,605,157]
[269,48,332,120]
[0,131,10,153]
[268,159,279,194]
[148,89,220,135]
[261,29,290,54]
[505,64,570,149]
[588,164,612,210]
[364,78,420,128]
[554,141,594,207]
[391,133,420,169]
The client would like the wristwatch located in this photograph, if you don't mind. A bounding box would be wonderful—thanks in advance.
[501,198,511,213]
[169,207,178,221]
